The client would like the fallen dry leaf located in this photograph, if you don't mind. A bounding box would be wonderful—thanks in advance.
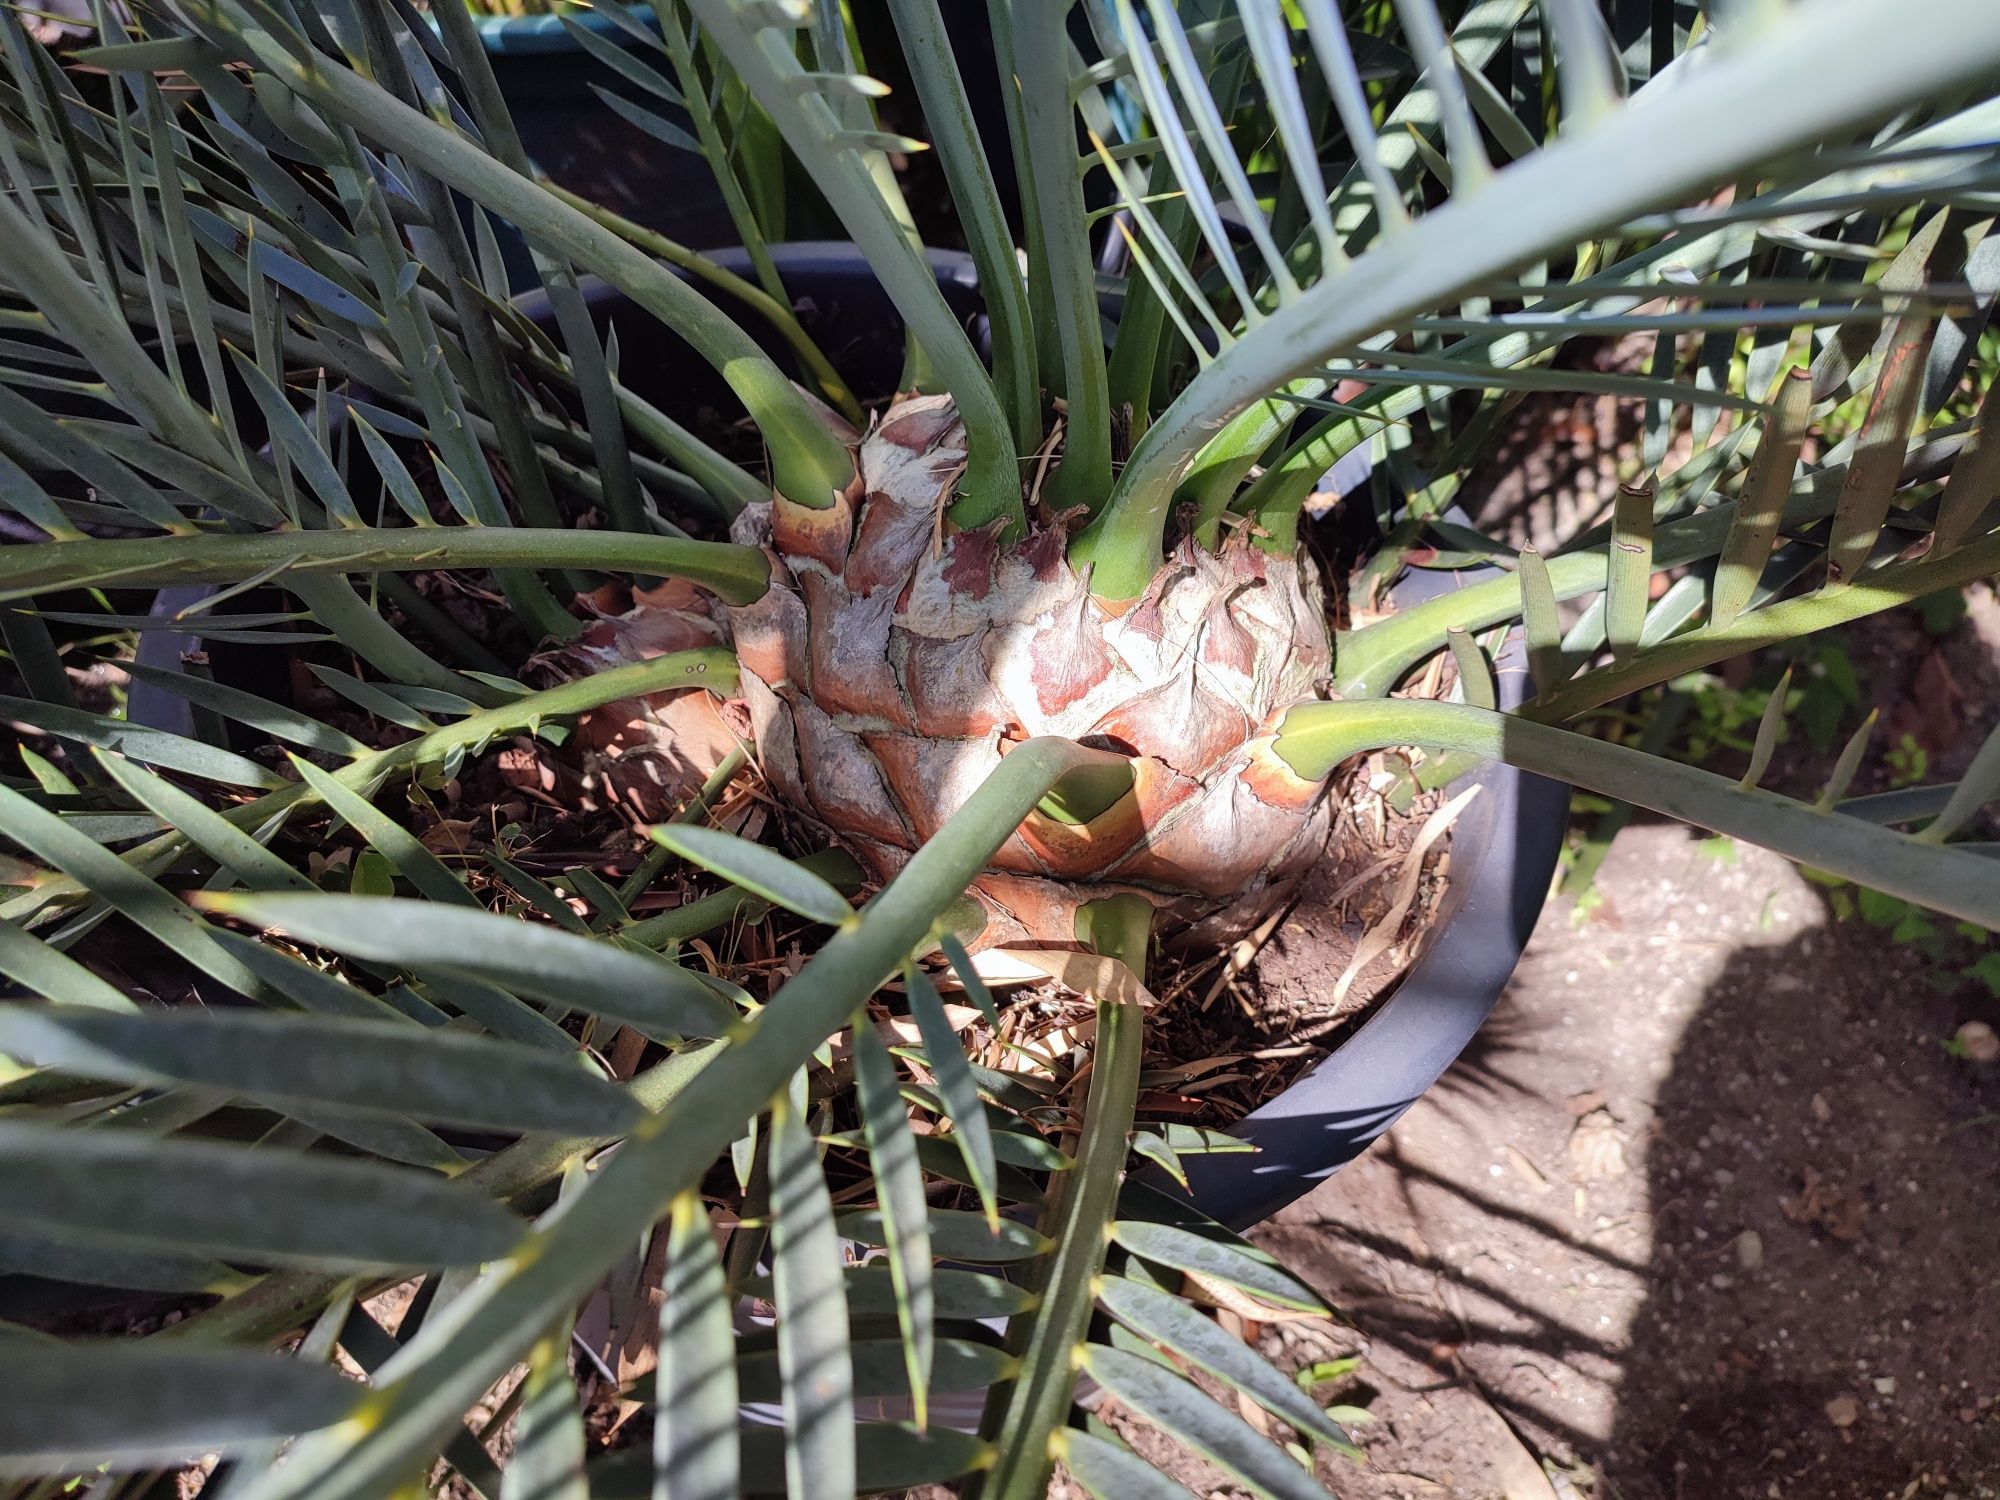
[1889,648,1965,756]
[1179,1269,1331,1327]
[606,1025,649,1081]
[825,1004,987,1065]
[1567,1110,1627,1181]
[1453,1387,1562,1500]
[1781,1167,1867,1241]
[1505,1145,1552,1193]
[1332,784,1480,1006]
[496,742,580,806]
[1565,1088,1609,1118]
[988,947,1158,1010]
[417,818,478,856]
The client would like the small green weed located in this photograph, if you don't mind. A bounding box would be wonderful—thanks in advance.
[1802,868,1998,994]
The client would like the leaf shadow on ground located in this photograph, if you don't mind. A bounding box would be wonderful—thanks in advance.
[1240,822,2000,1500]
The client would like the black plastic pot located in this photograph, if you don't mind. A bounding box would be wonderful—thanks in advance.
[1174,581,1566,1230]
[138,244,1565,1229]
[513,241,984,404]
[471,9,731,290]
[470,2,1018,289]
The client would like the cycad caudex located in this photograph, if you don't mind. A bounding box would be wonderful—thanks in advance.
[558,393,1338,946]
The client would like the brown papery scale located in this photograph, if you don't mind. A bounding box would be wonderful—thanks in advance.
[544,394,1338,947]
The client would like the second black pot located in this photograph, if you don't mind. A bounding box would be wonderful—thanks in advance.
[468,1,1020,290]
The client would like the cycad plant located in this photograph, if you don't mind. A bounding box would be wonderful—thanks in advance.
[1,0,1999,1495]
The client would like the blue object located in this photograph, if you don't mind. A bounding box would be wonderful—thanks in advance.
[470,6,660,55]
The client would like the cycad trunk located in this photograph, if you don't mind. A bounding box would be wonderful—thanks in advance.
[744,394,1345,944]
[561,394,1339,945]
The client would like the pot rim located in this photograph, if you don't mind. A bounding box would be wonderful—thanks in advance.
[1171,565,1567,1229]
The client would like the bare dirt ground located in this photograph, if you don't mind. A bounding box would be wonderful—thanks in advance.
[1097,583,2000,1500]
[1251,821,2000,1500]
[1199,586,2000,1500]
